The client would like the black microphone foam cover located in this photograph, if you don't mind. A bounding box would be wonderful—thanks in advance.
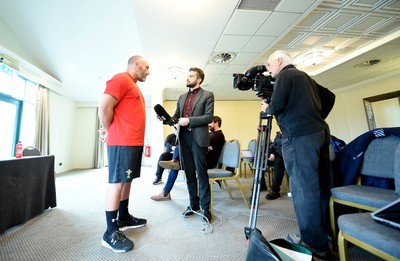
[154,104,171,121]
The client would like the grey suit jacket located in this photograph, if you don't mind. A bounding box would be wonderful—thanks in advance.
[173,88,214,148]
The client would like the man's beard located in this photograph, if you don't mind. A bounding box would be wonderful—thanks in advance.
[186,82,196,88]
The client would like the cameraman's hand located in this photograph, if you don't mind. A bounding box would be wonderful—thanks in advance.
[261,100,269,112]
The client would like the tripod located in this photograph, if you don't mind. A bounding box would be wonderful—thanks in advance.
[245,111,273,238]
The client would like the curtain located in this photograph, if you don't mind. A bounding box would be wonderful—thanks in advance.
[94,108,104,168]
[35,85,50,155]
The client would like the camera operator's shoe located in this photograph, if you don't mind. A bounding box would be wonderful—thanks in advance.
[101,230,134,253]
[266,190,280,200]
[159,160,180,170]
[201,209,212,223]
[287,234,331,260]
[117,215,147,231]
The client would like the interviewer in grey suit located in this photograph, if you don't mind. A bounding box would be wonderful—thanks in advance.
[171,67,214,223]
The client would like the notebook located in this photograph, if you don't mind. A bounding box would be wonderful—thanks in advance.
[371,198,400,230]
[242,150,254,159]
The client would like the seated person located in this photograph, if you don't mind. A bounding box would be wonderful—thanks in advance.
[265,131,285,200]
[152,130,177,185]
[151,116,225,201]
[151,145,180,200]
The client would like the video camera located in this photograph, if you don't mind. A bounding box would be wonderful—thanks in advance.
[233,65,274,102]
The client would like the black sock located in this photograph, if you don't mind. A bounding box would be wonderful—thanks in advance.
[106,210,118,234]
[118,199,130,220]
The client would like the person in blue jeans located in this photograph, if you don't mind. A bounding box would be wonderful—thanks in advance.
[152,131,177,185]
[151,116,225,201]
[151,145,181,200]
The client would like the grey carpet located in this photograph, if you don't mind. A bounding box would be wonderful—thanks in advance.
[0,167,382,260]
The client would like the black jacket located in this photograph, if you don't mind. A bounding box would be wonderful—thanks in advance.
[267,65,331,137]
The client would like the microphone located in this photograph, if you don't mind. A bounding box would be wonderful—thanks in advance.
[154,104,177,126]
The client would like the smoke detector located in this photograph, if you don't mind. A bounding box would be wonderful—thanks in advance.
[209,52,236,64]
[354,59,381,68]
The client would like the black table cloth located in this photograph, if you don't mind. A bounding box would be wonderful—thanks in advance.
[0,155,56,234]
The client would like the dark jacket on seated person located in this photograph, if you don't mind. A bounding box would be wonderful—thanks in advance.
[334,127,400,187]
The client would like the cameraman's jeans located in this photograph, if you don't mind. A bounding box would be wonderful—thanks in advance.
[282,129,332,252]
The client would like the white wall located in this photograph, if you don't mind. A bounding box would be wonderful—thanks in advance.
[326,71,400,143]
[72,106,97,169]
[49,91,76,173]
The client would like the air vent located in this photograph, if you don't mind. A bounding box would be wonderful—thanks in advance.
[209,52,236,64]
[238,0,281,11]
[354,59,381,68]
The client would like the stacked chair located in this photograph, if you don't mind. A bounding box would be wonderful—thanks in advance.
[329,130,400,260]
[208,139,250,216]
[241,139,256,178]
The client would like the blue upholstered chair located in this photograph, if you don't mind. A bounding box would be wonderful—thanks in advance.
[338,211,400,260]
[330,135,400,251]
[241,139,256,178]
[208,139,250,216]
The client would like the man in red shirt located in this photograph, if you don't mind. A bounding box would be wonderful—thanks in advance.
[98,55,150,253]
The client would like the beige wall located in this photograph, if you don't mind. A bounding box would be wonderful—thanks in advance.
[162,71,400,147]
[162,100,280,150]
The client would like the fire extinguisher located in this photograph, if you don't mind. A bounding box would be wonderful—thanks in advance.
[15,140,23,158]
[144,139,151,157]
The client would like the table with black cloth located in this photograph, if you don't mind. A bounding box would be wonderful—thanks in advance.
[0,155,57,234]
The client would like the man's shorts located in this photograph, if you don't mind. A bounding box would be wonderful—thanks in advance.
[107,146,143,183]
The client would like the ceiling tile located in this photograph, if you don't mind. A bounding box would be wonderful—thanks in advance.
[231,52,260,65]
[224,64,248,74]
[204,64,228,75]
[374,17,400,34]
[350,16,387,32]
[214,35,252,52]
[322,13,359,30]
[242,36,276,52]
[276,0,320,13]
[256,12,301,36]
[224,10,272,35]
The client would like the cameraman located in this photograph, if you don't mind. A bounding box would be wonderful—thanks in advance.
[261,50,332,259]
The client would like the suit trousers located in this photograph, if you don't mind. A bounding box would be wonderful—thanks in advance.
[180,129,210,210]
[282,129,332,252]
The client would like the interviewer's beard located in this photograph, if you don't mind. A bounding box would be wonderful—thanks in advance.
[186,82,196,88]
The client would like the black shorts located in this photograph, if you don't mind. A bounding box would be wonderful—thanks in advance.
[107,146,143,183]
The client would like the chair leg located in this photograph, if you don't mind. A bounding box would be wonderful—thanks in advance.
[209,180,214,216]
[284,170,290,192]
[330,197,337,245]
[338,231,348,261]
[235,178,250,209]
[222,180,234,199]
